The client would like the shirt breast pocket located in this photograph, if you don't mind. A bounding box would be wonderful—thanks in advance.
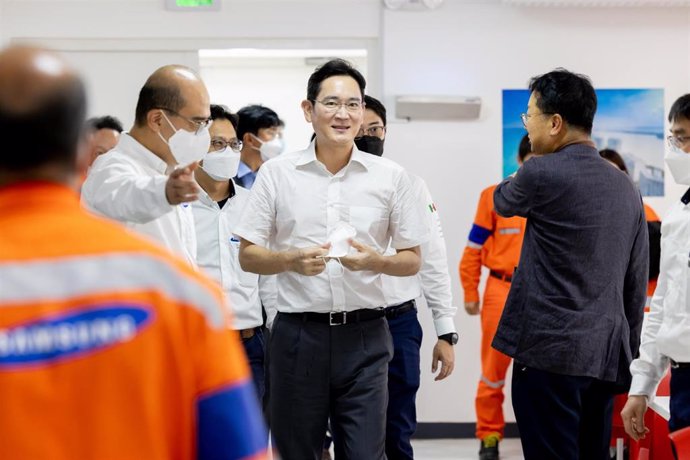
[348,205,388,243]
[229,238,259,288]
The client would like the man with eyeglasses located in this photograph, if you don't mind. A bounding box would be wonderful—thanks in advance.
[191,104,268,404]
[234,59,428,460]
[353,95,457,460]
[621,94,690,447]
[492,69,648,459]
[82,65,212,266]
[235,104,284,189]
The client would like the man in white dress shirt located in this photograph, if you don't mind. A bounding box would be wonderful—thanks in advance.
[354,95,458,460]
[82,65,211,265]
[622,94,690,444]
[191,104,267,402]
[235,59,428,460]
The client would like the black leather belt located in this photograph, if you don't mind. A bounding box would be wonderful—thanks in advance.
[384,300,416,319]
[489,270,512,283]
[282,308,385,326]
[671,360,690,368]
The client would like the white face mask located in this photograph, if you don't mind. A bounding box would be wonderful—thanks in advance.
[159,112,210,165]
[326,222,357,258]
[251,133,285,161]
[665,142,690,186]
[202,147,241,181]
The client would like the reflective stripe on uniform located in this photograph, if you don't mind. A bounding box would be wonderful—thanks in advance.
[0,252,225,329]
[480,374,505,389]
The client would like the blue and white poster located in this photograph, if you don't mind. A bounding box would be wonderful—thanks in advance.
[502,88,665,196]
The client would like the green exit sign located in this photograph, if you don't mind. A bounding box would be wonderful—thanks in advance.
[177,0,212,5]
[165,0,220,10]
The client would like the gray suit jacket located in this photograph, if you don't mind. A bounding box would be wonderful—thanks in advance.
[492,143,648,388]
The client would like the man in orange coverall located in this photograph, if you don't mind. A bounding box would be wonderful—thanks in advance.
[459,134,532,460]
[0,45,268,460]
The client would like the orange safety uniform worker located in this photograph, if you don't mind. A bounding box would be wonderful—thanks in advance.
[643,203,660,305]
[0,46,268,460]
[0,182,269,460]
[460,184,526,439]
[459,135,532,457]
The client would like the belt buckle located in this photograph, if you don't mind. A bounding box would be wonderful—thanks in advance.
[329,311,347,326]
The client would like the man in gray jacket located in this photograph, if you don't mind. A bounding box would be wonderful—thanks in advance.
[492,69,648,460]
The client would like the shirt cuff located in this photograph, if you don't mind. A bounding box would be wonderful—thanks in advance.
[628,374,659,397]
[433,316,457,336]
[463,290,480,303]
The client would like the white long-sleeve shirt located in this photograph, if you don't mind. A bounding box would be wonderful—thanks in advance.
[382,174,457,336]
[81,134,197,266]
[629,188,690,397]
[192,181,264,330]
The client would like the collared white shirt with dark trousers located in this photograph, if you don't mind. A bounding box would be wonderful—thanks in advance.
[381,174,457,460]
[235,143,428,459]
[630,187,690,436]
[192,180,267,401]
[493,144,649,459]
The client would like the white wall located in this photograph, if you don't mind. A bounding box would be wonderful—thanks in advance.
[381,2,690,423]
[2,0,688,426]
[1,0,381,127]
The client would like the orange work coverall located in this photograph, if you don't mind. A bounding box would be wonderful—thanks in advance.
[459,184,526,440]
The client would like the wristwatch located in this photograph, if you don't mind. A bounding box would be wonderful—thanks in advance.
[438,332,458,345]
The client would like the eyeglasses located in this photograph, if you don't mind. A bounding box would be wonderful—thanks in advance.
[356,125,386,138]
[520,112,554,127]
[210,137,243,153]
[667,134,690,149]
[313,99,364,113]
[160,108,212,134]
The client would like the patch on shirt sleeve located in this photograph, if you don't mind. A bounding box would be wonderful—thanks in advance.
[0,305,152,369]
[428,203,437,213]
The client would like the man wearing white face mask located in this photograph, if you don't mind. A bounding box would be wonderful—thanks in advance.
[622,94,690,444]
[234,104,284,189]
[82,65,211,266]
[192,104,268,401]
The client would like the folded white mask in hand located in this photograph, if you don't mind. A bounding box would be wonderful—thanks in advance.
[326,222,356,257]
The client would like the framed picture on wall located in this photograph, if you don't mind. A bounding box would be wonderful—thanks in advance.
[502,88,665,197]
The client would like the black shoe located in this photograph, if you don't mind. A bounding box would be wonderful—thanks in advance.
[479,433,500,460]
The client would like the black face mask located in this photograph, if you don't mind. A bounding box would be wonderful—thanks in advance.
[355,136,384,157]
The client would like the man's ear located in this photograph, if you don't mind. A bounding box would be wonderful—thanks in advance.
[301,99,313,123]
[549,114,564,136]
[243,132,258,149]
[147,109,165,134]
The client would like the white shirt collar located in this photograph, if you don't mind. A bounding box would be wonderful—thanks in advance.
[120,133,169,174]
[296,140,370,173]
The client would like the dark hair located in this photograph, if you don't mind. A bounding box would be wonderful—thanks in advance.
[307,58,365,102]
[518,134,531,162]
[86,115,123,133]
[236,104,280,140]
[528,68,597,134]
[668,94,690,123]
[599,148,628,174]
[0,78,86,171]
[210,104,239,130]
[364,95,386,127]
[134,83,184,127]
